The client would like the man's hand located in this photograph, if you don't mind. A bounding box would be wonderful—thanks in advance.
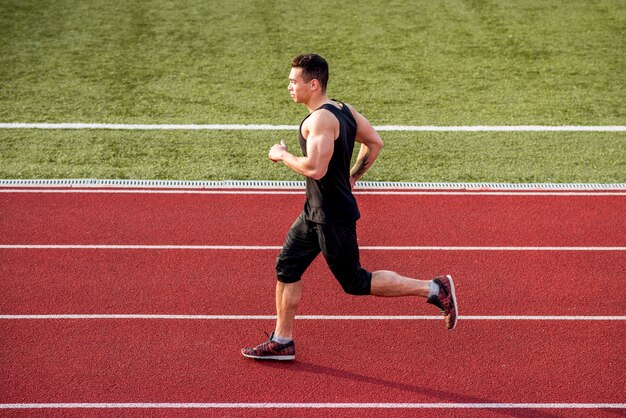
[269,140,288,162]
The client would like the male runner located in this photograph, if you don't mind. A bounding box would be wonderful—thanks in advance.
[242,53,457,361]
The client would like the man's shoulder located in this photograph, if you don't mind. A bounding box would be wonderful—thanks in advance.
[303,106,340,132]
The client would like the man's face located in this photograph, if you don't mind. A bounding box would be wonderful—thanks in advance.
[288,67,310,103]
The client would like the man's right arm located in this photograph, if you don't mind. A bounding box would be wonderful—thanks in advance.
[348,106,384,188]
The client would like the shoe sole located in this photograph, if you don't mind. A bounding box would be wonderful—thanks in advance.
[446,274,458,330]
[241,352,295,361]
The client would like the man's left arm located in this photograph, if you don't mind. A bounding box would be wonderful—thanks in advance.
[269,110,336,180]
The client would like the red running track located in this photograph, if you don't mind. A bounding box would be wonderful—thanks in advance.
[1,190,625,246]
[1,250,624,316]
[0,187,625,417]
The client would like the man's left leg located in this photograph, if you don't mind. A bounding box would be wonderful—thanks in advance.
[370,270,458,330]
[319,222,458,330]
[370,270,430,297]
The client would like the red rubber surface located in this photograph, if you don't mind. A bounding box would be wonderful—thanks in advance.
[1,192,624,246]
[1,250,623,316]
[1,189,624,417]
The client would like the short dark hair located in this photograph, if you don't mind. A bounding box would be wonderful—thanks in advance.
[291,53,329,92]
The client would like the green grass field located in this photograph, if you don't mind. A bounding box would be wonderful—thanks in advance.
[1,0,625,183]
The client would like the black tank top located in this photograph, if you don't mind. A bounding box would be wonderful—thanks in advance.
[298,101,360,224]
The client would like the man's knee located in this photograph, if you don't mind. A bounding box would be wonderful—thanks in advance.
[338,269,372,296]
[277,272,301,284]
[276,255,304,284]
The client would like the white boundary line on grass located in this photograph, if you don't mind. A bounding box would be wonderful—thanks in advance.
[1,122,625,131]
[1,314,623,321]
[0,402,624,410]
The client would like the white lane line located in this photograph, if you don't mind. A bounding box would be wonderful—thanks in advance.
[1,188,625,196]
[360,246,626,251]
[1,314,623,321]
[0,189,303,195]
[0,402,624,409]
[1,122,625,131]
[0,245,281,250]
[1,245,624,251]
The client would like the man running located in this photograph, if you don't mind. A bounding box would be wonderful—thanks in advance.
[242,53,457,361]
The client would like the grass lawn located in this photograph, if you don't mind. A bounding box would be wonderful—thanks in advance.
[1,129,624,183]
[1,0,624,182]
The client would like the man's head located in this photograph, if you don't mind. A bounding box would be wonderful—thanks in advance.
[291,53,329,92]
[288,54,329,104]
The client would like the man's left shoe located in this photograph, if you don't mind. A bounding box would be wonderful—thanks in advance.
[426,275,458,330]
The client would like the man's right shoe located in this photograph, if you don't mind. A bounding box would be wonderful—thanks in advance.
[426,275,458,330]
[241,332,296,361]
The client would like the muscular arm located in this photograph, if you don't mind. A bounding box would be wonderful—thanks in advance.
[348,106,383,187]
[269,110,338,180]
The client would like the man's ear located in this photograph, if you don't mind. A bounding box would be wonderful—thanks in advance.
[309,79,320,91]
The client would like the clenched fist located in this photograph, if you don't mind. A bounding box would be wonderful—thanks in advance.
[269,140,288,162]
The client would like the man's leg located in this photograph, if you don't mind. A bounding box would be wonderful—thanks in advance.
[371,270,458,329]
[241,214,317,360]
[318,222,431,299]
[274,280,303,340]
[240,280,301,361]
[272,215,318,341]
[370,270,430,297]
[317,222,457,330]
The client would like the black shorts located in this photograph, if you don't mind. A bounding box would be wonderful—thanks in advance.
[276,213,372,295]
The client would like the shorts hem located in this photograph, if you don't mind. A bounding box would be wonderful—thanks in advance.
[277,274,302,284]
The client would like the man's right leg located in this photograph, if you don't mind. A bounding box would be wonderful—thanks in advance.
[240,280,302,361]
[274,280,302,341]
[241,214,318,360]
[273,214,319,342]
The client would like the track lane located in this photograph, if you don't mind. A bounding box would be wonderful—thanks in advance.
[0,408,623,418]
[1,187,624,416]
[1,250,623,316]
[1,192,624,247]
[1,320,623,406]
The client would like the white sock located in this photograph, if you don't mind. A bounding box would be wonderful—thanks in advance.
[427,280,440,299]
[272,334,292,344]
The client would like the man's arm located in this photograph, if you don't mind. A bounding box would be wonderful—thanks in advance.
[268,110,338,180]
[348,106,384,189]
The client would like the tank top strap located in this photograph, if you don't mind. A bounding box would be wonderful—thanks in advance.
[318,101,356,125]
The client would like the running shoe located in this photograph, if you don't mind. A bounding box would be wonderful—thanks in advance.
[426,275,458,330]
[241,332,296,361]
